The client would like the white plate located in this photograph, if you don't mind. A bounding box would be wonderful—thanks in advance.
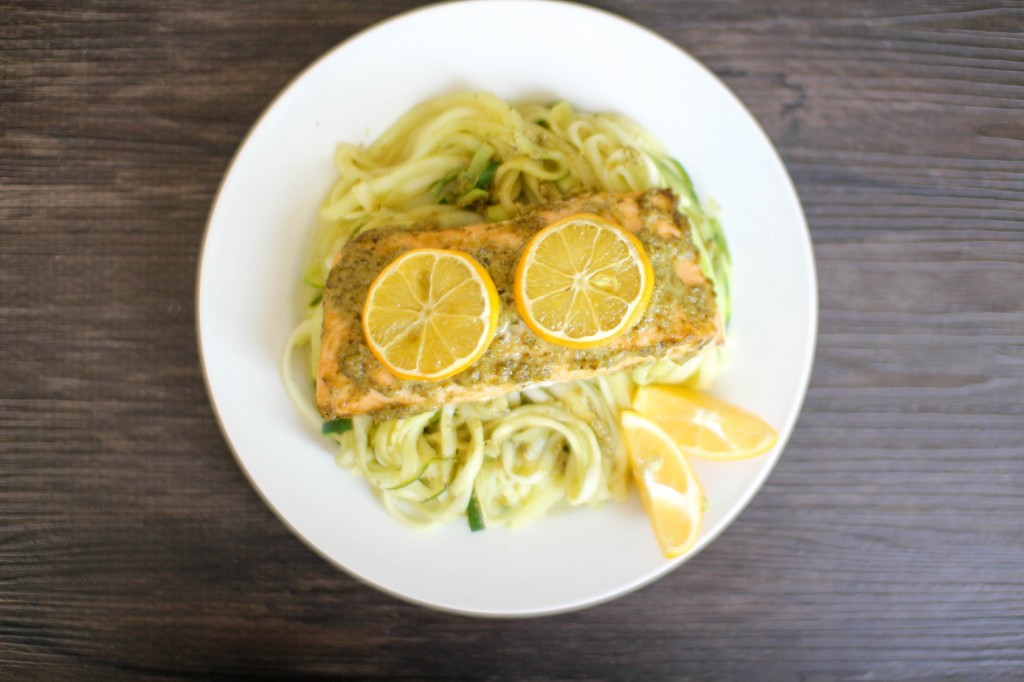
[197,0,816,617]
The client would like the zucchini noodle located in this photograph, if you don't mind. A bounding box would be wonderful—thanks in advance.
[282,92,732,529]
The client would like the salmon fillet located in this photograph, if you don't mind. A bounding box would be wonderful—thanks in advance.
[316,189,721,420]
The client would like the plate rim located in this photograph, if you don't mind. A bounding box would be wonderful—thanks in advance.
[195,0,818,617]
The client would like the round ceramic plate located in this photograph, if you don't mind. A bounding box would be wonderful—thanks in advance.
[197,0,816,616]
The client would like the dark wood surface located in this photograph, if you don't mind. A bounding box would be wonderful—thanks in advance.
[3,1,1023,679]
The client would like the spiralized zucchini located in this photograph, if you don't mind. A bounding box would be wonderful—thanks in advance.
[282,92,731,529]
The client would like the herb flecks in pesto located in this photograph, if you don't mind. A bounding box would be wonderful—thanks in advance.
[319,190,719,420]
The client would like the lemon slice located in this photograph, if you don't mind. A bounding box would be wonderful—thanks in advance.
[362,248,499,381]
[633,385,778,460]
[514,213,653,349]
[620,410,704,558]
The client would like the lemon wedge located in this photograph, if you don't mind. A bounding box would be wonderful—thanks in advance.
[514,213,653,348]
[362,248,499,381]
[620,410,704,558]
[633,385,778,460]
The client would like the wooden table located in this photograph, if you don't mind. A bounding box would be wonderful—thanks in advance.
[3,1,1023,678]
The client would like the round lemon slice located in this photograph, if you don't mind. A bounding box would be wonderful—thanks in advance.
[620,410,705,559]
[362,248,499,382]
[633,385,778,460]
[514,213,653,349]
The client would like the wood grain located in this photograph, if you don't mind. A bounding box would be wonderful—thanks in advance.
[2,1,1023,679]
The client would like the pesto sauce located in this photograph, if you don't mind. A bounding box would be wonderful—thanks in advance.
[322,194,714,418]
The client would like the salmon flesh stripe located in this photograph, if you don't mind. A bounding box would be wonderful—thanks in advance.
[316,189,722,420]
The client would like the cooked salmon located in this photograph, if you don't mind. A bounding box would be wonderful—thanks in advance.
[316,189,722,420]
